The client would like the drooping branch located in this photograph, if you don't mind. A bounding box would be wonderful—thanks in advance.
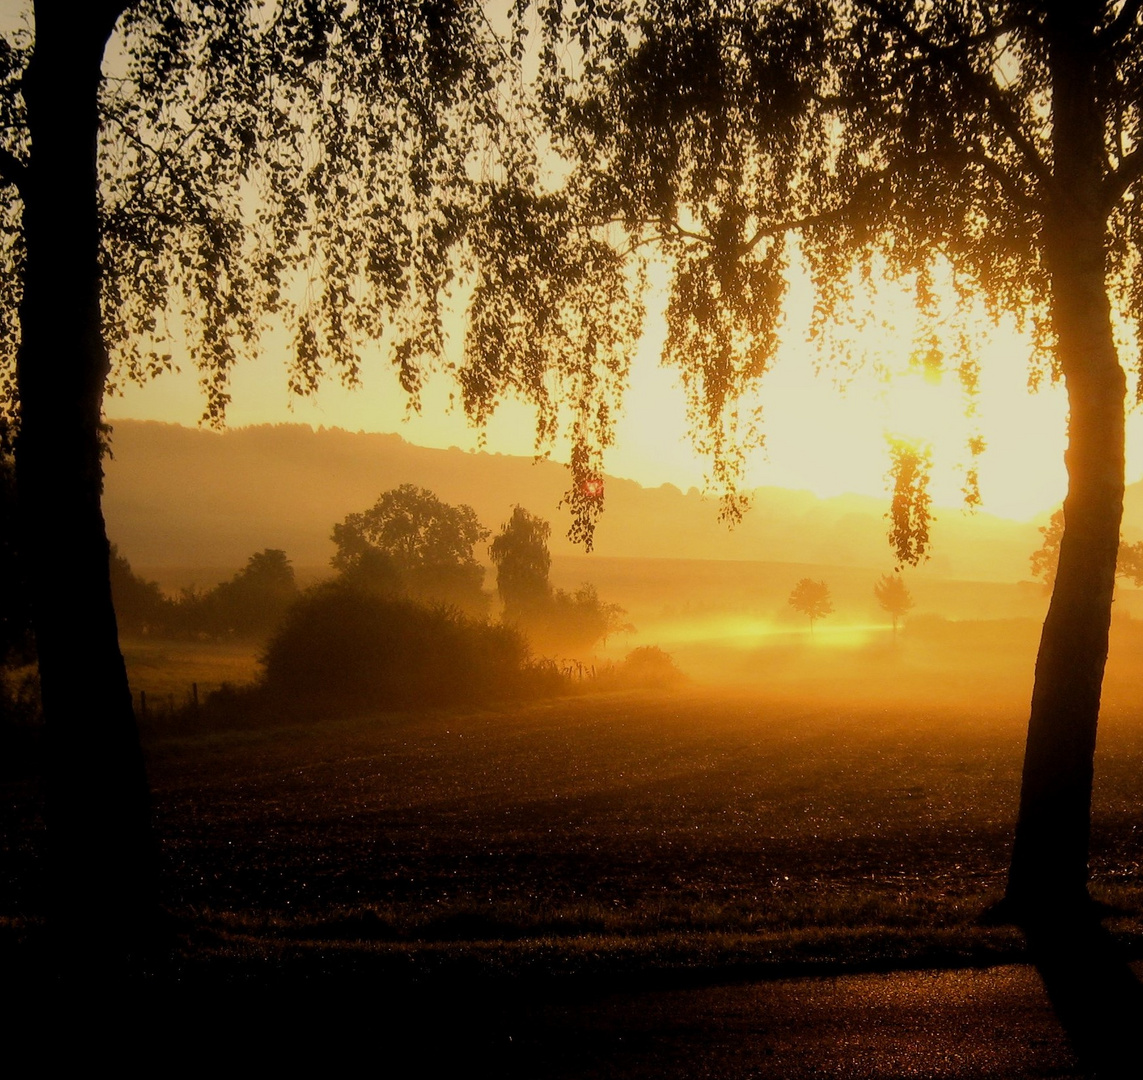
[864,0,1055,197]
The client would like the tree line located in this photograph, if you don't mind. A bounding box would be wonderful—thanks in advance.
[788,574,914,639]
[97,484,634,718]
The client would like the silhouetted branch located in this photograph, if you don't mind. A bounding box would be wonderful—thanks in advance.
[1098,0,1143,47]
[1103,147,1143,211]
[863,0,1055,197]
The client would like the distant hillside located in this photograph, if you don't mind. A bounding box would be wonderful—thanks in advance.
[102,420,1043,582]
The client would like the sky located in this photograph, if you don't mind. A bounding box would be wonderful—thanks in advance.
[4,0,1137,522]
[105,259,1093,523]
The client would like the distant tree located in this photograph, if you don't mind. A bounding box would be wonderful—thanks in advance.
[543,583,632,655]
[332,485,490,615]
[209,548,299,637]
[108,545,167,637]
[1031,509,1143,589]
[163,548,299,640]
[489,506,553,619]
[788,579,833,637]
[874,573,914,640]
[1119,542,1143,587]
[336,546,405,601]
[1029,511,1065,588]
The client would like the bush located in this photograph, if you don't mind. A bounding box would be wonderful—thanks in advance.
[260,585,538,714]
[614,646,685,689]
[517,583,632,656]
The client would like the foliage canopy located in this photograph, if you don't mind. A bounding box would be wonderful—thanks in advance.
[331,483,490,613]
[788,577,832,630]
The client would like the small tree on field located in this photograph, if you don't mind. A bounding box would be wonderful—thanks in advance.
[874,573,914,640]
[788,579,833,638]
[208,548,299,637]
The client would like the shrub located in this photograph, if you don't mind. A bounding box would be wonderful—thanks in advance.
[615,646,685,689]
[260,585,535,714]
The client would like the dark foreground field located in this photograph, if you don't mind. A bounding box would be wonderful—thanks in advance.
[4,648,1143,1073]
[9,675,1143,968]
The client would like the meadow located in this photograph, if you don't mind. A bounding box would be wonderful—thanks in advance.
[81,622,1143,983]
[6,616,1143,997]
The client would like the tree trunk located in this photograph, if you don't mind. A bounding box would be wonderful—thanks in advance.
[1007,11,1124,916]
[14,2,158,959]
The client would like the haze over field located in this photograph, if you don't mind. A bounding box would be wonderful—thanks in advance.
[104,418,1055,583]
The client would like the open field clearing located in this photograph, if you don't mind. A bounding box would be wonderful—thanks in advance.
[6,621,1143,990]
[11,678,1143,982]
[119,638,263,707]
[4,632,1143,1076]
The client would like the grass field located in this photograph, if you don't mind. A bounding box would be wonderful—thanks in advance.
[120,638,263,711]
[142,662,1143,978]
[5,621,1143,988]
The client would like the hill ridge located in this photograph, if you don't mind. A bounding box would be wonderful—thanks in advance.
[102,418,1042,582]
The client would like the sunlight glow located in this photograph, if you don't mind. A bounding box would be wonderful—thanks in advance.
[641,614,891,651]
[105,257,1123,526]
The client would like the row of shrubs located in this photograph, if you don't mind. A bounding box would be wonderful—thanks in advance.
[186,586,684,724]
[260,586,559,712]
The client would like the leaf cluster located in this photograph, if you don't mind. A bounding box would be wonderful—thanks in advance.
[788,576,832,622]
[331,483,490,613]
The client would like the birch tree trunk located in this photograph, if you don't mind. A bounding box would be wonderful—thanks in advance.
[1007,6,1125,916]
[14,1,158,957]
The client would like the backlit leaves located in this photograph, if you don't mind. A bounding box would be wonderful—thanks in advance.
[885,436,932,566]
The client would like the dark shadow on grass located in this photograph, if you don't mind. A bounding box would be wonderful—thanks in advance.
[1021,908,1143,1077]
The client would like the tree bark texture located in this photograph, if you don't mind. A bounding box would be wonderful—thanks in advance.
[14,1,158,954]
[1007,8,1125,914]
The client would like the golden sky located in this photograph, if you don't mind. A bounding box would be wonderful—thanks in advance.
[104,266,1112,524]
[1,0,1133,522]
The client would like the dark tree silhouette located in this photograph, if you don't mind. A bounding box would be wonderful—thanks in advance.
[108,545,166,637]
[517,0,1143,917]
[169,547,299,639]
[490,505,553,619]
[788,578,833,637]
[543,582,631,655]
[874,572,914,640]
[1031,508,1143,589]
[332,484,490,615]
[260,586,533,715]
[488,505,629,653]
[0,3,542,954]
